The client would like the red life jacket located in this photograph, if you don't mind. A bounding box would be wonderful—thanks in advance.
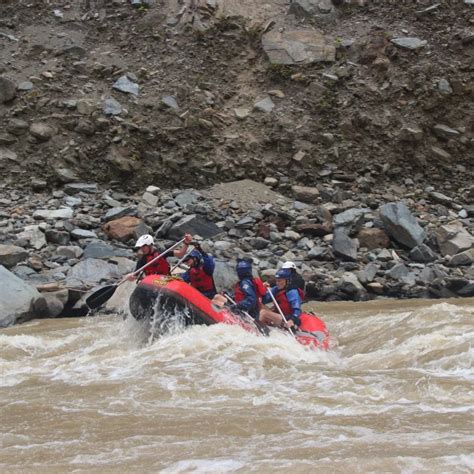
[188,266,216,294]
[142,251,170,276]
[274,288,304,317]
[234,278,266,305]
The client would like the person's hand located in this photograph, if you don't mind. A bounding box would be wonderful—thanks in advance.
[125,273,136,281]
[184,233,193,245]
[263,281,271,288]
[284,319,295,329]
[194,242,203,253]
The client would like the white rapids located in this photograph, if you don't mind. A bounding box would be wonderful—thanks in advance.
[0,298,473,473]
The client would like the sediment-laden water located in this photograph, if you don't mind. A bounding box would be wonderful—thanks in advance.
[1,299,473,473]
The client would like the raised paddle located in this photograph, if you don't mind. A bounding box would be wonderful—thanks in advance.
[85,238,186,310]
[170,248,195,273]
[266,287,295,337]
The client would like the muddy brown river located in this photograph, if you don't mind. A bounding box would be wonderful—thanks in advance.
[1,298,473,473]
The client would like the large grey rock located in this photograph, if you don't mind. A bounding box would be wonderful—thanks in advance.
[83,241,131,259]
[380,202,425,249]
[213,260,237,293]
[332,228,358,261]
[67,258,121,285]
[168,214,222,240]
[386,263,409,280]
[436,221,474,256]
[103,97,122,115]
[103,207,136,222]
[333,208,368,233]
[447,249,474,267]
[71,229,98,239]
[0,245,28,268]
[29,123,55,141]
[0,266,42,327]
[0,76,16,103]
[338,272,365,298]
[262,29,335,65]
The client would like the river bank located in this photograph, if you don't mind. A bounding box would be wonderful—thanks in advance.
[0,179,473,327]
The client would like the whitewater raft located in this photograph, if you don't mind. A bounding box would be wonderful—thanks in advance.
[129,275,330,350]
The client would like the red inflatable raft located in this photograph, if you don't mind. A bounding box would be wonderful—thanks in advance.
[129,274,330,350]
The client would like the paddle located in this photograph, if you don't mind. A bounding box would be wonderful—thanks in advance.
[223,292,269,336]
[266,287,295,337]
[85,238,186,310]
[170,248,195,273]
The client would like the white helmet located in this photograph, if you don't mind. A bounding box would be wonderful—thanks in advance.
[135,234,154,248]
[282,261,297,270]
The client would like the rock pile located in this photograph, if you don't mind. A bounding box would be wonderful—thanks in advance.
[0,179,472,327]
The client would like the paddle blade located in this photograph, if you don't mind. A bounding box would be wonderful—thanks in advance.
[85,285,117,310]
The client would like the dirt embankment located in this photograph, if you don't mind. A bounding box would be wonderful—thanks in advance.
[0,0,472,195]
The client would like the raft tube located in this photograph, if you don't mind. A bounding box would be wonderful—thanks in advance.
[129,274,330,350]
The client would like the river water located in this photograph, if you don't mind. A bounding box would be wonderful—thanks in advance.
[1,298,473,473]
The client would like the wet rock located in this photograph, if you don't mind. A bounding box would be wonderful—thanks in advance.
[338,272,366,299]
[262,29,335,65]
[0,244,28,268]
[41,290,68,318]
[0,76,16,103]
[0,266,43,327]
[380,202,425,249]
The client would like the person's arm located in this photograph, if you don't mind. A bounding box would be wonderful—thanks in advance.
[286,289,302,325]
[236,280,257,312]
[173,233,193,258]
[261,286,277,304]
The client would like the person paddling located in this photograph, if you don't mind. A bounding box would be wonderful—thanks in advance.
[181,243,217,298]
[282,261,306,296]
[259,268,304,329]
[230,258,266,320]
[126,233,192,280]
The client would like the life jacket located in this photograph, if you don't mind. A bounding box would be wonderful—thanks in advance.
[142,251,170,276]
[274,287,305,317]
[234,278,266,305]
[188,265,216,295]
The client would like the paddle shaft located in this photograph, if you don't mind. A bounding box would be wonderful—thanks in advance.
[266,287,295,337]
[170,248,194,273]
[223,292,254,321]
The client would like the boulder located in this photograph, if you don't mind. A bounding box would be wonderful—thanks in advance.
[357,228,390,250]
[29,123,55,141]
[447,249,474,267]
[436,221,474,256]
[67,258,121,285]
[168,214,221,240]
[102,216,142,242]
[262,29,335,65]
[213,260,237,292]
[103,206,136,222]
[332,228,358,261]
[0,266,42,327]
[17,225,47,250]
[83,241,131,259]
[0,244,28,268]
[338,272,366,299]
[33,208,74,220]
[334,208,368,233]
[380,202,425,249]
[291,185,320,203]
[409,243,437,263]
